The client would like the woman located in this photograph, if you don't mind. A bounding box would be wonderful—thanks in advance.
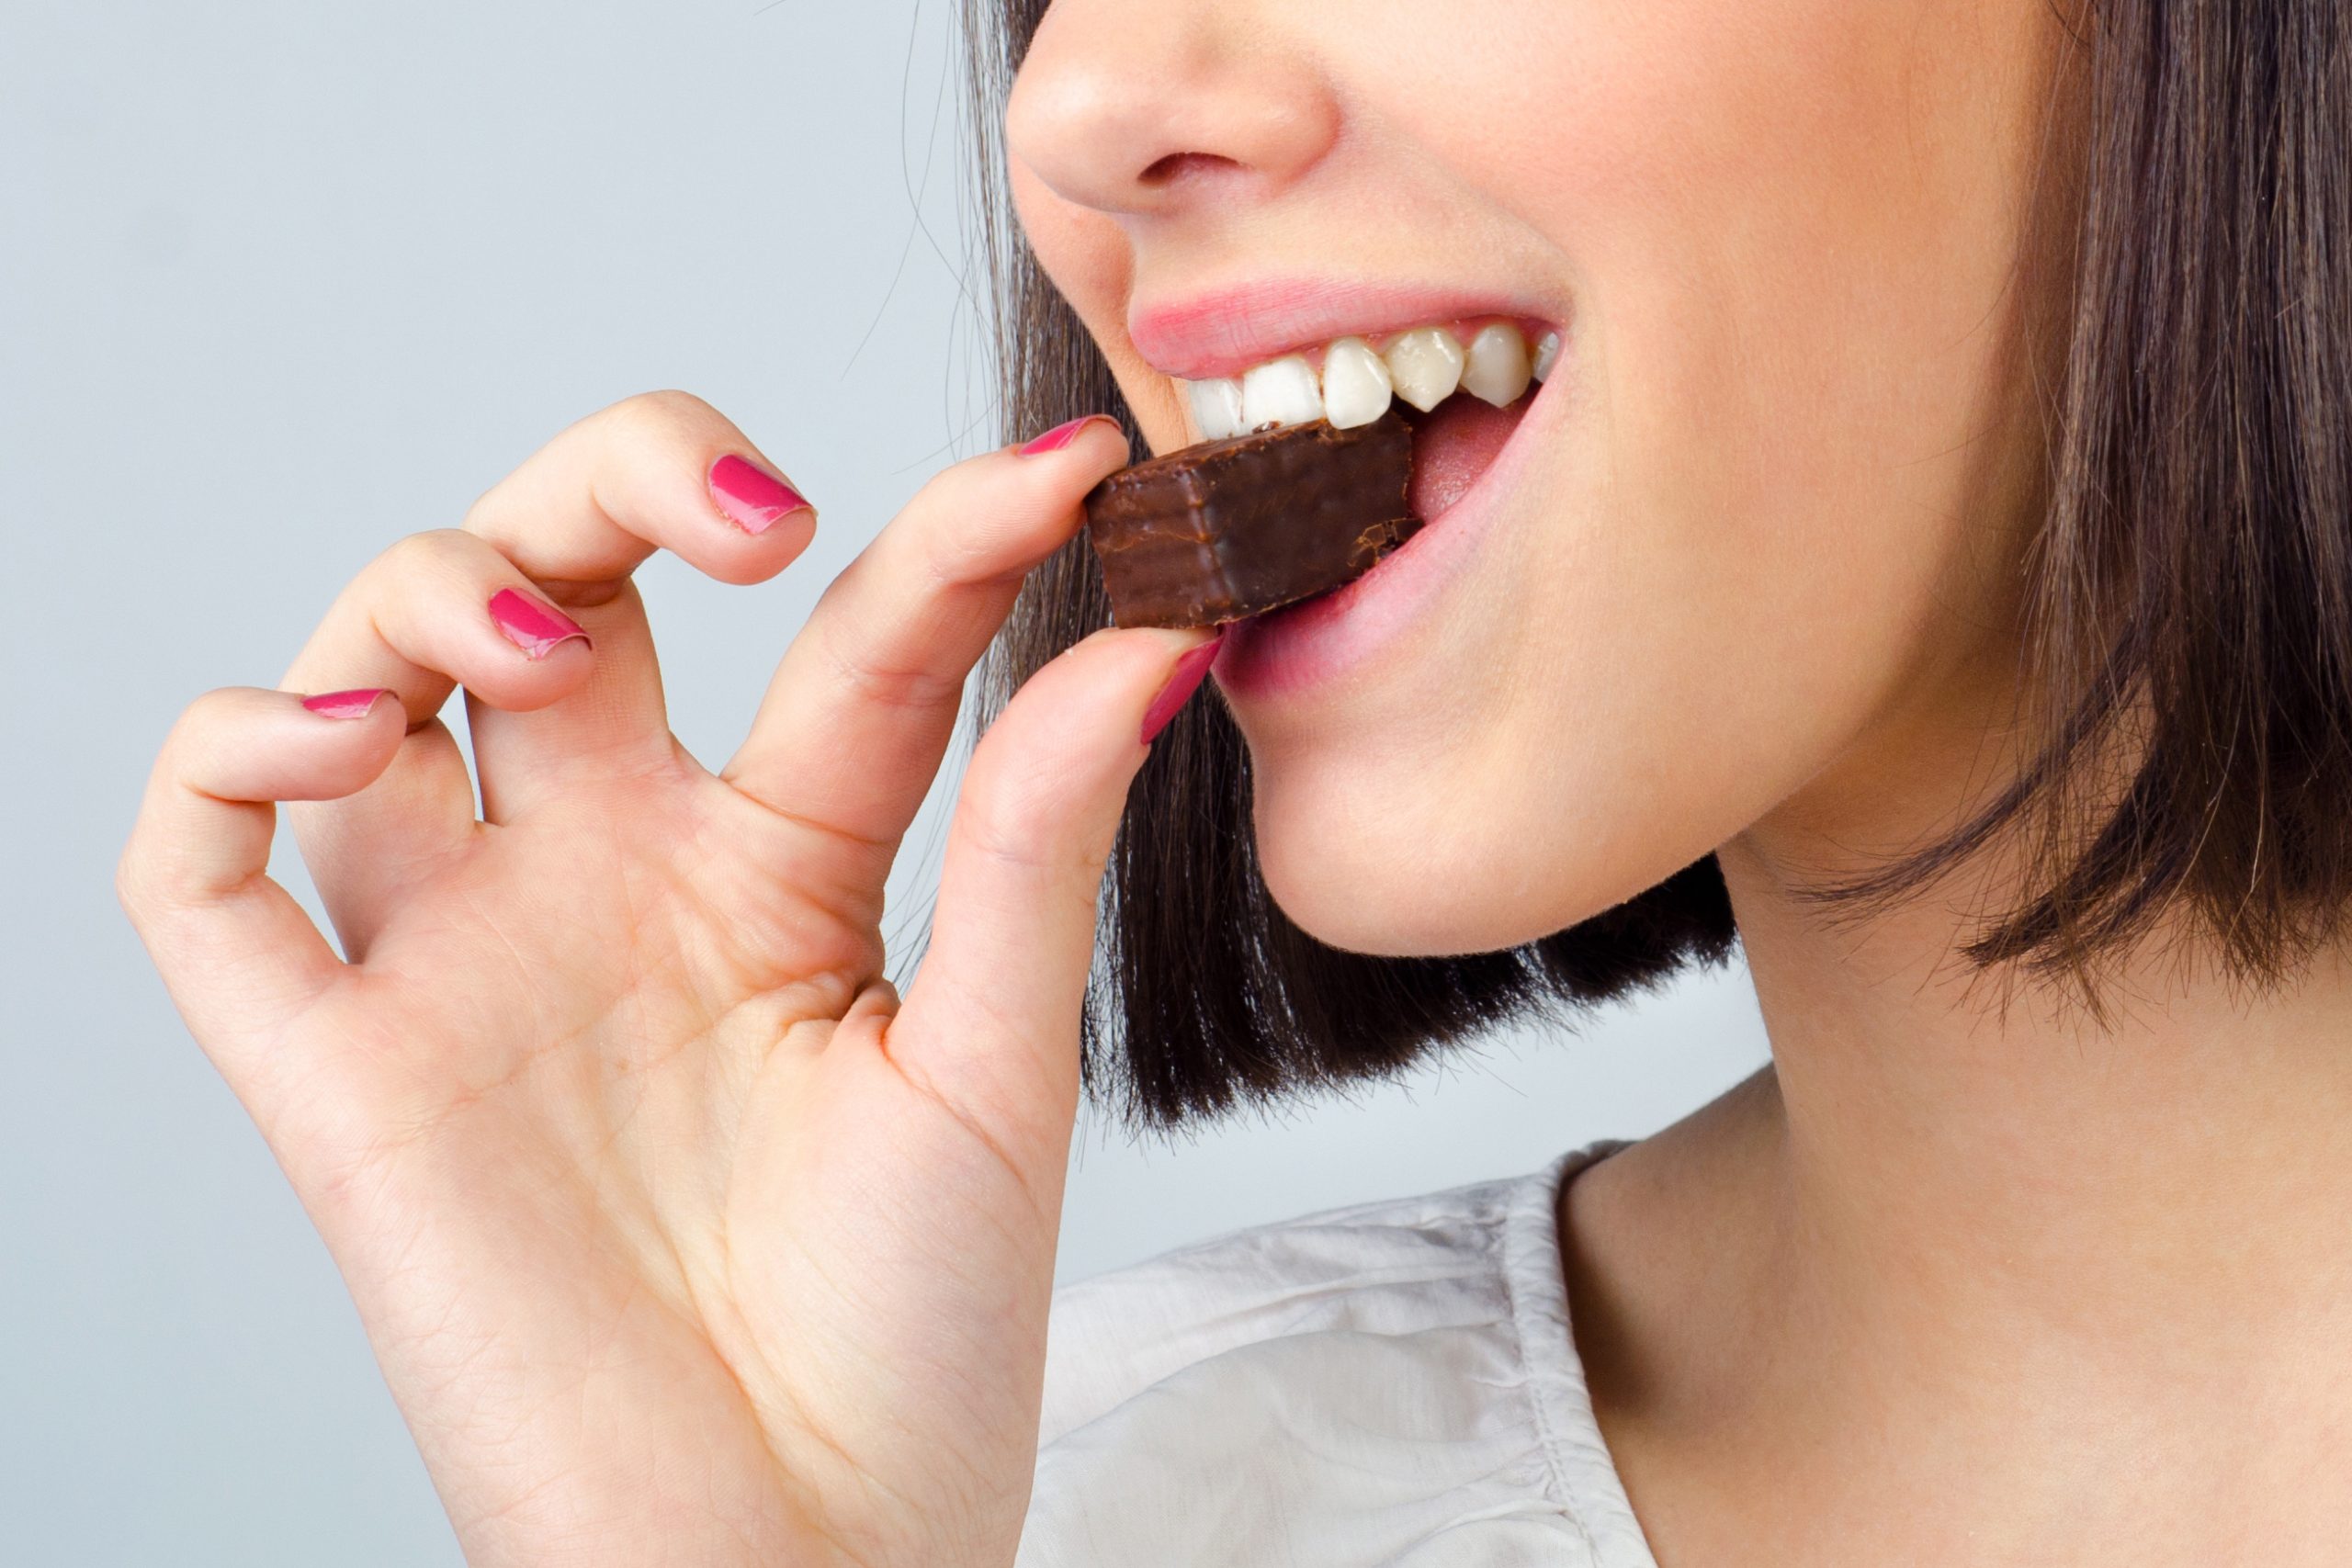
[120,0,2348,1562]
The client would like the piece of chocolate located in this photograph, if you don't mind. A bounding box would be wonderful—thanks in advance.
[1083,412,1419,629]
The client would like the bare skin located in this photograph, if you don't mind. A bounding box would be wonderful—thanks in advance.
[1559,882,2352,1568]
[1008,0,2352,1562]
[124,0,2351,1562]
[121,393,1215,1567]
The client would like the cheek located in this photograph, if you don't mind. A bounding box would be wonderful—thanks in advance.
[1557,4,2048,767]
[1008,169,1192,450]
[1010,163,1128,318]
[1251,0,2052,953]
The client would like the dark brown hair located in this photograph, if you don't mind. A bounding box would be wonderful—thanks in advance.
[960,0,2350,1128]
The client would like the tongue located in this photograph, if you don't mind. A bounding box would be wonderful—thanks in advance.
[1407,393,1529,522]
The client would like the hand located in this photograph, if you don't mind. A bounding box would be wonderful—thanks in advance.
[118,393,1211,1567]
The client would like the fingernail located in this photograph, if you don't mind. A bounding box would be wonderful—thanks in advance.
[1018,415,1114,457]
[708,454,811,535]
[488,588,590,660]
[302,688,391,720]
[1141,634,1224,745]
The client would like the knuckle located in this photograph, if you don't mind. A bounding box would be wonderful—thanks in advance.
[894,454,1079,591]
[952,768,1091,882]
[114,843,152,921]
[874,506,990,601]
[112,847,185,931]
[373,526,475,585]
[808,612,969,716]
[152,691,239,806]
[605,387,727,451]
[170,686,243,750]
[901,456,979,523]
[914,512,1013,592]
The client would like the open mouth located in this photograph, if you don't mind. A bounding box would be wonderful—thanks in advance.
[1166,317,1554,654]
[1173,316,1556,528]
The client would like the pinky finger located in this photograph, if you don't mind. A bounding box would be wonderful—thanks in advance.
[118,685,404,1066]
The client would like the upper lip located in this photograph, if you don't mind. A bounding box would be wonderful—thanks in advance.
[1126,277,1561,382]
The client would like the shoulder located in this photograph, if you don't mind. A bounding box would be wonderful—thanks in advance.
[1018,1139,1652,1568]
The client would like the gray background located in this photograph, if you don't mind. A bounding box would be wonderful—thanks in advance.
[1,2,1770,1562]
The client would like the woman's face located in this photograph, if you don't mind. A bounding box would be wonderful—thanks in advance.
[1007,0,2066,955]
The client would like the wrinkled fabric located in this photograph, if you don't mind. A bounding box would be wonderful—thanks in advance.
[1018,1138,1661,1568]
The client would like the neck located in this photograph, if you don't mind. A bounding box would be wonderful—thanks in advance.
[1566,841,2352,1561]
[1714,829,2352,1408]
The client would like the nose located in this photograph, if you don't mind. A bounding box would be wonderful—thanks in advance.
[1005,1,1340,219]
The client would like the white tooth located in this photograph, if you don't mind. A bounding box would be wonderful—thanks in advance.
[1460,323,1532,407]
[1185,378,1246,441]
[1531,330,1562,383]
[1238,354,1324,430]
[1319,336,1394,429]
[1381,327,1465,412]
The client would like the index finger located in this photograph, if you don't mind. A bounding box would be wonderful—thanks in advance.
[721,416,1129,852]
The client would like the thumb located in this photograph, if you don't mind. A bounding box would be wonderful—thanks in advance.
[891,624,1221,1151]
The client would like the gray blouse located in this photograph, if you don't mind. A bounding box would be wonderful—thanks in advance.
[1017,1137,1661,1567]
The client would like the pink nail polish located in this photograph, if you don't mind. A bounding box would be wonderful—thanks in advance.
[302,688,390,720]
[708,454,811,534]
[1141,635,1224,745]
[488,588,590,660]
[1018,415,1113,457]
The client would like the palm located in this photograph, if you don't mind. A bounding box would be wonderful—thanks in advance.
[280,742,1048,1562]
[120,395,1206,1567]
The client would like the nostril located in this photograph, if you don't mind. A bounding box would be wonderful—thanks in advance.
[1139,151,1242,187]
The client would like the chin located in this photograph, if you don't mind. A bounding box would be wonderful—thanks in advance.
[1247,765,1576,959]
[1242,714,1750,960]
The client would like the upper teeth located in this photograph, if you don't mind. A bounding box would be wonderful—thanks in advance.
[1239,355,1322,430]
[1321,337,1393,428]
[1181,321,1557,441]
[1385,327,1465,412]
[1458,323,1532,408]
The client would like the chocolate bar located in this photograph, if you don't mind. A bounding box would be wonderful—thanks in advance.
[1083,412,1419,629]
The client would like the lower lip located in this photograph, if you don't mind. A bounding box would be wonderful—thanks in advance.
[1211,380,1558,701]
